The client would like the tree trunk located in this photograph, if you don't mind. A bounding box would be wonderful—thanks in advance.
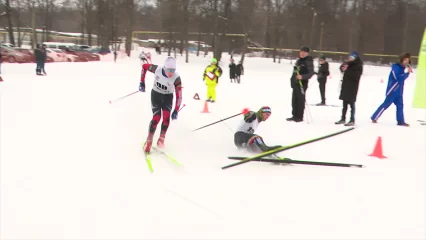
[216,0,231,61]
[182,0,190,63]
[125,0,135,57]
[30,1,37,49]
[212,0,219,60]
[5,0,15,45]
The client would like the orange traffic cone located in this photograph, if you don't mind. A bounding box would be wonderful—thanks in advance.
[201,101,210,113]
[368,136,387,159]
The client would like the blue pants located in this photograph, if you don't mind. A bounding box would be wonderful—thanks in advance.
[371,95,405,124]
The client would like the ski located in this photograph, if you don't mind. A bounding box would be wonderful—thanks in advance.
[144,152,154,173]
[152,147,182,167]
[221,127,355,170]
[228,156,365,168]
[309,104,340,108]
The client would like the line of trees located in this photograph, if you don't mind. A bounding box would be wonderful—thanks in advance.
[1,0,425,61]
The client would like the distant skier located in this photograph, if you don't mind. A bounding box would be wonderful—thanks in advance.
[235,60,244,84]
[113,51,117,62]
[234,106,281,153]
[370,53,412,126]
[139,56,183,153]
[139,50,148,64]
[146,52,152,63]
[229,58,237,83]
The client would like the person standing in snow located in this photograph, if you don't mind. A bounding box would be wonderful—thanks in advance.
[235,60,244,84]
[370,53,412,126]
[286,46,314,122]
[34,44,45,75]
[203,58,222,102]
[315,55,330,106]
[139,57,183,153]
[335,51,363,126]
[229,58,237,83]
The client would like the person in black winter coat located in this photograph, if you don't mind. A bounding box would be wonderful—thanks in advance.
[315,55,329,105]
[335,51,363,126]
[40,44,47,75]
[34,44,43,75]
[235,60,244,84]
[229,58,237,83]
[287,46,314,122]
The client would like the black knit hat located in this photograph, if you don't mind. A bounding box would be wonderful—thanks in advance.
[319,55,326,60]
[300,46,310,53]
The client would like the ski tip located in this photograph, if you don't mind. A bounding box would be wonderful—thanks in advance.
[242,108,249,114]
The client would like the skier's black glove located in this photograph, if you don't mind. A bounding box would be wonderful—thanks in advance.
[139,82,145,92]
[171,109,178,120]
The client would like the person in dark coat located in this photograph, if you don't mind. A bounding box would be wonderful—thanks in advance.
[34,44,43,75]
[335,51,363,126]
[229,58,237,83]
[40,44,47,75]
[315,55,330,105]
[235,60,244,84]
[287,46,314,122]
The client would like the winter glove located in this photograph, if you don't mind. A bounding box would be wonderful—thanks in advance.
[139,82,145,92]
[171,109,178,120]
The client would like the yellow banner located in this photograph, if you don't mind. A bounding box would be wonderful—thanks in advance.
[412,28,426,109]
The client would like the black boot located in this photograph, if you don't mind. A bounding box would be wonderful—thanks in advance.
[335,119,346,124]
[344,119,355,126]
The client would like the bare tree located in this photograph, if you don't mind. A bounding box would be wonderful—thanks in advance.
[4,0,16,45]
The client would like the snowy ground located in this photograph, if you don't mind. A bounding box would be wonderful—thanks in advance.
[1,52,425,240]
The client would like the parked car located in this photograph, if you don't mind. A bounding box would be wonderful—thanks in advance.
[54,49,79,62]
[46,48,67,62]
[0,45,32,63]
[13,48,36,62]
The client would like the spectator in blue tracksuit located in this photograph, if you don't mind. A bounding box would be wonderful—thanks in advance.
[371,53,413,126]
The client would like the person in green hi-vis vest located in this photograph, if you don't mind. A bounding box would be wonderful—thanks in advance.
[412,28,426,109]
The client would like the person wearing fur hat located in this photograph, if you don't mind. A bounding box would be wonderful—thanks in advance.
[335,51,363,126]
[139,56,183,153]
[234,106,281,153]
[370,53,413,126]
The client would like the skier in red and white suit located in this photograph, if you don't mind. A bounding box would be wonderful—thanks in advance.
[139,57,183,153]
[146,52,152,64]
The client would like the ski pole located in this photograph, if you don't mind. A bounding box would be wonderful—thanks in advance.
[109,90,139,104]
[178,104,186,112]
[193,108,249,132]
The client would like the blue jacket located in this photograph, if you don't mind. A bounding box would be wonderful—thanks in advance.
[386,63,410,97]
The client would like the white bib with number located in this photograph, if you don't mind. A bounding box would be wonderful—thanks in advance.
[153,67,179,94]
[236,117,259,134]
